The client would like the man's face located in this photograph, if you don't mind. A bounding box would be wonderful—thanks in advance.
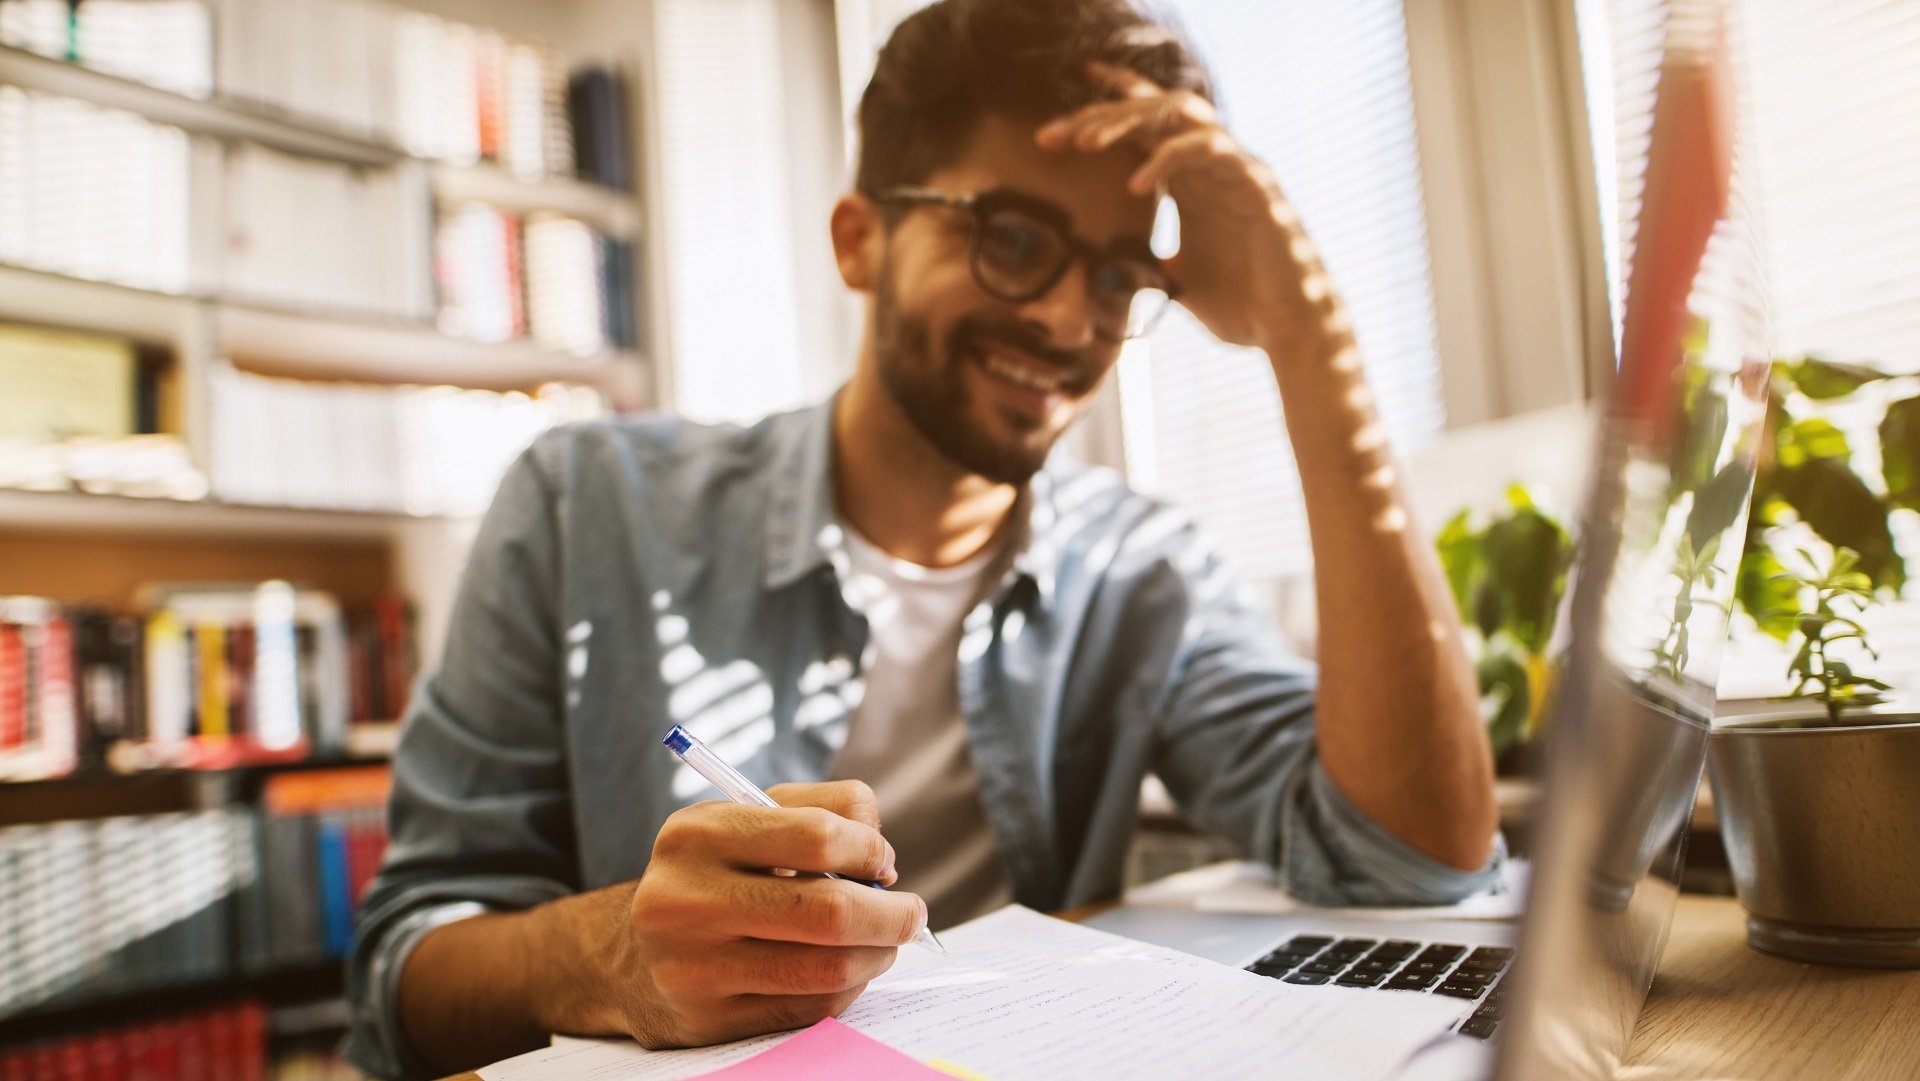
[866,115,1159,484]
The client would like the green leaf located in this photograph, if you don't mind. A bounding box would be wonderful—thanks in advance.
[1775,357,1892,400]
[1480,507,1572,654]
[1772,459,1906,593]
[1684,462,1754,554]
[1435,510,1484,622]
[1669,363,1729,495]
[1883,395,1920,512]
[1477,651,1531,756]
[1775,417,1853,468]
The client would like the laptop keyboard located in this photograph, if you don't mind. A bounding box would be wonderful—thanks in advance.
[1244,935,1513,1040]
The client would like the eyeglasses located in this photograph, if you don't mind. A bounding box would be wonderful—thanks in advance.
[871,185,1176,343]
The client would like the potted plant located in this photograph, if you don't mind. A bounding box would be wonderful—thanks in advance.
[1708,355,1920,968]
[1708,547,1920,967]
[1435,485,1574,772]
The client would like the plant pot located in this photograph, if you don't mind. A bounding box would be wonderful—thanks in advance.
[1708,707,1920,968]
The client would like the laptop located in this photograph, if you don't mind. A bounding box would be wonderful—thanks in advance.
[1090,1,1763,1076]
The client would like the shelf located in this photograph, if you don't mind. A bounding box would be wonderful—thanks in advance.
[0,488,463,540]
[0,263,203,343]
[433,163,641,237]
[0,745,396,827]
[217,304,639,391]
[0,48,643,231]
[0,262,642,391]
[0,960,346,1046]
[0,45,402,167]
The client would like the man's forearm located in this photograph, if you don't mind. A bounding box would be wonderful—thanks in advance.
[397,885,625,1076]
[1261,305,1497,873]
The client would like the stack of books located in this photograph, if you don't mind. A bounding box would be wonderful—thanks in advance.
[0,809,249,1015]
[0,585,414,783]
[439,205,637,353]
[207,369,601,516]
[0,0,215,99]
[223,145,435,320]
[394,11,576,180]
[0,1001,267,1077]
[0,321,211,499]
[0,773,390,1013]
[243,766,391,969]
[0,86,210,293]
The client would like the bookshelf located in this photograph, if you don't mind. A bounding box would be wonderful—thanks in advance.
[1,0,655,1071]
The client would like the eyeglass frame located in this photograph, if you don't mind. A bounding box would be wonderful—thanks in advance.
[867,184,1178,342]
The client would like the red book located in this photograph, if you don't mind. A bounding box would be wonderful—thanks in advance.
[36,610,78,774]
[0,622,24,749]
[503,211,527,336]
[206,1006,235,1081]
[228,624,256,742]
[84,1035,121,1081]
[235,1002,269,1081]
[55,1039,86,1081]
[176,1013,211,1081]
[375,594,415,720]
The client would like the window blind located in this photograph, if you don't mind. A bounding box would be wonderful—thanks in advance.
[1117,0,1446,586]
[1583,0,1920,695]
[654,0,806,424]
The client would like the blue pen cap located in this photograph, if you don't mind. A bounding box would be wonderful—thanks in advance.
[661,724,695,755]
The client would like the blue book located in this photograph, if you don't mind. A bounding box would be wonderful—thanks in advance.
[315,814,354,958]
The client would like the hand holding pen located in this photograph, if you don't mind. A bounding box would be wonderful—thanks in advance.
[663,724,946,953]
[567,731,936,1050]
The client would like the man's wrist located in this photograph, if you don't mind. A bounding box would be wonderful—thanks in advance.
[522,885,631,1038]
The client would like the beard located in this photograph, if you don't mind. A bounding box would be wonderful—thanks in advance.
[871,265,1099,486]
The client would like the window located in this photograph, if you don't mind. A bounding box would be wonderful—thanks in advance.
[1117,0,1447,588]
[652,0,847,423]
[1583,0,1920,696]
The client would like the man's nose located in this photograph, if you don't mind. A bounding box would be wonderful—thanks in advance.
[1014,259,1099,350]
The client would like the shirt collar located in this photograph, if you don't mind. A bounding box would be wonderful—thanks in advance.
[760,391,1076,607]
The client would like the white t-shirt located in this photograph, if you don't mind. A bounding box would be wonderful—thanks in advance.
[829,525,1014,930]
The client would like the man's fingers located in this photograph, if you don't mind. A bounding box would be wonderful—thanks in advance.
[728,876,927,948]
[768,779,882,830]
[658,803,893,882]
[1037,98,1213,154]
[1084,58,1166,100]
[695,941,899,998]
[728,988,867,1040]
[1128,128,1242,196]
[657,988,866,1050]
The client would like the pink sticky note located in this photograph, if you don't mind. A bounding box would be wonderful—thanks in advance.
[686,1018,952,1080]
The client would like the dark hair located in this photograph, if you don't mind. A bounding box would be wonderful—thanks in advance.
[854,0,1213,196]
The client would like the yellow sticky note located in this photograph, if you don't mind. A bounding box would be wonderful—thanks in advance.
[927,1060,994,1081]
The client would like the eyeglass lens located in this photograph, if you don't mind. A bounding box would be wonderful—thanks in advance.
[974,206,1169,340]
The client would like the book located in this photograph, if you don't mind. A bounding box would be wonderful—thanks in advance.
[568,66,632,191]
[0,323,139,442]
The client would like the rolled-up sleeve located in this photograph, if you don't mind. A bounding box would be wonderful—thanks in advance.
[344,440,582,1080]
[1148,541,1502,908]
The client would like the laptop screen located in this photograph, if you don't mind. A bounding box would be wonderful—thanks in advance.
[1497,0,1771,1076]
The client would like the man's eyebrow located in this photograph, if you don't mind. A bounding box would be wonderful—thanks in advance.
[986,187,1158,259]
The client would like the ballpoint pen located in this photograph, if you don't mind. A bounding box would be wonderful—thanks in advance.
[661,724,948,955]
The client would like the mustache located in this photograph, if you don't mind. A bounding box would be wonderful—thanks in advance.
[952,318,1097,391]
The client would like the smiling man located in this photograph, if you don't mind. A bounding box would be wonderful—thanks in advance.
[345,2,1499,1077]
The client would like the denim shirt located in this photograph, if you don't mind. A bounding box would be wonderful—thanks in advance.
[344,399,1500,1079]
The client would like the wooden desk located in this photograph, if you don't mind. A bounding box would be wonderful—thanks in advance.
[1619,894,1920,1079]
[445,894,1919,1080]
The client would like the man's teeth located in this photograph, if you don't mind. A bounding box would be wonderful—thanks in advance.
[982,352,1065,392]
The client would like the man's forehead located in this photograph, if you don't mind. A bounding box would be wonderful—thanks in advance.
[926,114,1158,244]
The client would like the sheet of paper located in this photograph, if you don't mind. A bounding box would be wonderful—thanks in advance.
[1125,859,1530,921]
[478,905,1468,1081]
[681,1018,953,1080]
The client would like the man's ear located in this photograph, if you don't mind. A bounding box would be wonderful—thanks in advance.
[831,193,885,293]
